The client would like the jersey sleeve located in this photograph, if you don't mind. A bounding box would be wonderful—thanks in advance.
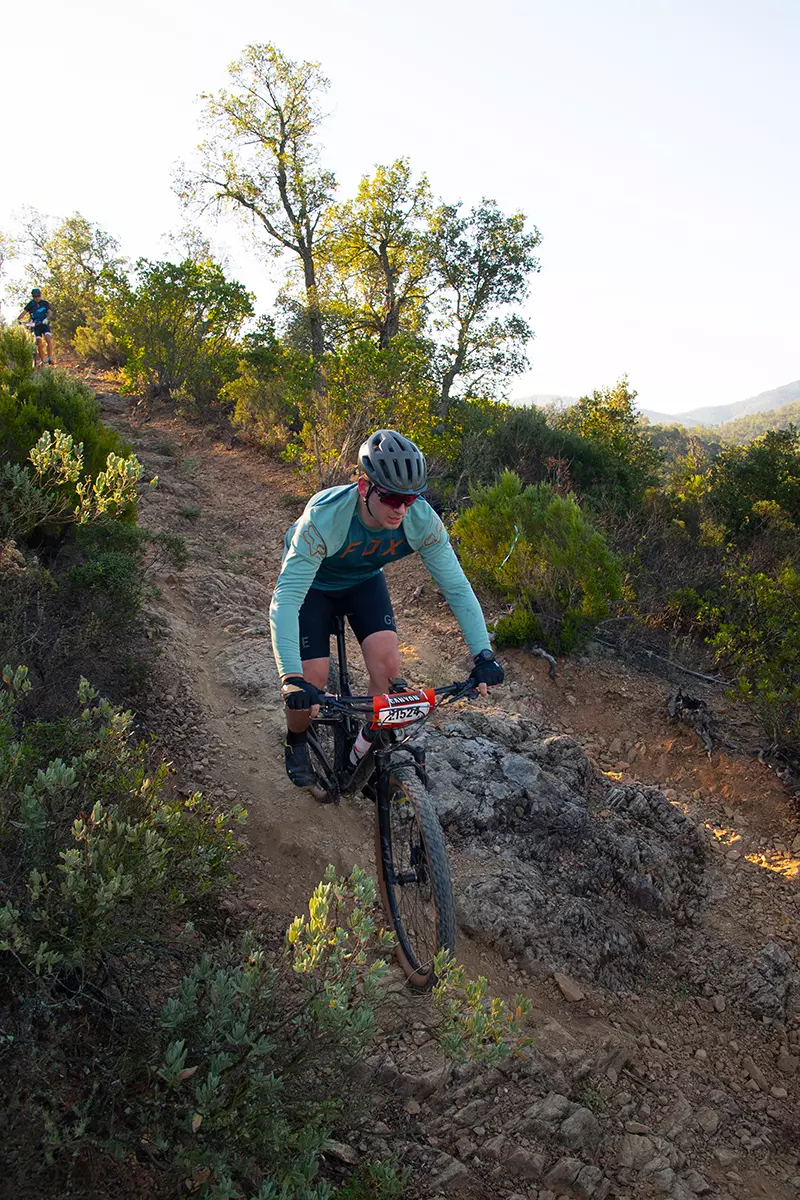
[268,513,328,679]
[415,508,491,657]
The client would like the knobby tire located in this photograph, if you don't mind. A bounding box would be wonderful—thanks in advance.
[375,764,457,990]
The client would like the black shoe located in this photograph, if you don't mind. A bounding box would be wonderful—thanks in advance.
[284,737,316,787]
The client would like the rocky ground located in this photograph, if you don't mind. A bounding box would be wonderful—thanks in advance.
[95,381,799,1200]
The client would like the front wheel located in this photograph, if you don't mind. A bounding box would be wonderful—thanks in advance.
[375,765,456,990]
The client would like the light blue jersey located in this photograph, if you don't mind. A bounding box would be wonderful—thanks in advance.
[286,506,414,590]
[269,484,491,679]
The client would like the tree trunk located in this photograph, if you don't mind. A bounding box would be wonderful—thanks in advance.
[300,250,325,366]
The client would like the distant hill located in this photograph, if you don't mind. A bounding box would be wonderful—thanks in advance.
[708,398,800,445]
[640,379,800,427]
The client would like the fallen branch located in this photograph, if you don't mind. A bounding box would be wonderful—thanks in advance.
[524,645,558,680]
[593,638,725,684]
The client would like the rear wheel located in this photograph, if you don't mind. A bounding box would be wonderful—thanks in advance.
[375,765,456,989]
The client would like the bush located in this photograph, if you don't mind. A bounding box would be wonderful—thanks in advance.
[0,327,128,474]
[108,256,254,407]
[700,557,800,760]
[0,667,244,979]
[554,377,662,514]
[222,317,312,451]
[452,470,623,653]
[705,427,800,539]
[73,316,127,368]
[284,336,448,485]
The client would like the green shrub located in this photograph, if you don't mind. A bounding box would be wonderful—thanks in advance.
[452,470,623,653]
[0,428,143,542]
[0,327,128,474]
[108,256,254,407]
[706,427,800,538]
[700,557,800,758]
[432,950,531,1064]
[554,377,662,512]
[0,667,245,979]
[73,316,126,367]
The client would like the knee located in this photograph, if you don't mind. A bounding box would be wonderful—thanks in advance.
[303,664,329,690]
[373,648,401,681]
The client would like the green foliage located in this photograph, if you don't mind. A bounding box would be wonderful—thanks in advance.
[0,429,143,542]
[320,158,433,347]
[108,255,254,405]
[0,669,244,979]
[429,198,541,413]
[432,950,532,1064]
[285,336,446,485]
[699,558,800,755]
[452,470,623,653]
[709,398,800,445]
[222,316,313,451]
[557,377,662,510]
[145,869,391,1197]
[11,208,125,341]
[705,427,800,537]
[73,314,126,367]
[0,326,128,473]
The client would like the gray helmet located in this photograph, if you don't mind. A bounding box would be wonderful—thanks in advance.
[358,429,428,494]
[31,288,42,297]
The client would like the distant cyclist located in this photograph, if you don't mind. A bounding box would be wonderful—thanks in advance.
[269,429,504,787]
[18,288,54,367]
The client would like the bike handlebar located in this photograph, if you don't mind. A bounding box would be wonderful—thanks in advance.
[315,678,478,717]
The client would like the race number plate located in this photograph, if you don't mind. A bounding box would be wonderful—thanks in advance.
[371,688,436,730]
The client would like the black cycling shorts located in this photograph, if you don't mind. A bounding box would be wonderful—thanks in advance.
[299,574,396,662]
[33,323,50,336]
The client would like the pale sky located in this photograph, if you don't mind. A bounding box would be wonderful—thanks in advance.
[2,0,798,415]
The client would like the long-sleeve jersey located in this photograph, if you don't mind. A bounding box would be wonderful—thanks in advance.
[269,484,491,679]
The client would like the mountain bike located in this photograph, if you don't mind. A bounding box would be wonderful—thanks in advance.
[307,615,477,990]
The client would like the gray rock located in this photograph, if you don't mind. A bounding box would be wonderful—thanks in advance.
[542,1157,584,1190]
[559,1106,602,1156]
[575,1164,611,1198]
[504,1147,544,1179]
[420,710,708,987]
[742,941,798,1023]
[452,1097,491,1127]
[430,1155,474,1192]
[616,1133,657,1169]
[684,1169,713,1194]
[482,1133,506,1160]
[694,1105,719,1135]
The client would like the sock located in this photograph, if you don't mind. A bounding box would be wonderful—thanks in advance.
[286,729,307,746]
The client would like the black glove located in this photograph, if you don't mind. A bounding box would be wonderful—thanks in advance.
[470,649,504,687]
[281,676,324,710]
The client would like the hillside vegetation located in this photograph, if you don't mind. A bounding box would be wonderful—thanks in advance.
[1,38,799,1196]
[4,38,797,771]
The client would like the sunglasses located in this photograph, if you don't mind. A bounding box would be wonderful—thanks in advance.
[375,488,418,510]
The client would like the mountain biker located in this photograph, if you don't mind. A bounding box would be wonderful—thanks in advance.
[18,288,54,366]
[269,429,504,787]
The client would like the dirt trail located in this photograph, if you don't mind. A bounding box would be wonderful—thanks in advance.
[96,384,799,1200]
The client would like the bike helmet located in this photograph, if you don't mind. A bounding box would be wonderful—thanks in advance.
[31,288,42,297]
[358,429,428,494]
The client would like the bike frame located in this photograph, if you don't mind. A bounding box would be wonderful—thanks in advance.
[307,615,475,804]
